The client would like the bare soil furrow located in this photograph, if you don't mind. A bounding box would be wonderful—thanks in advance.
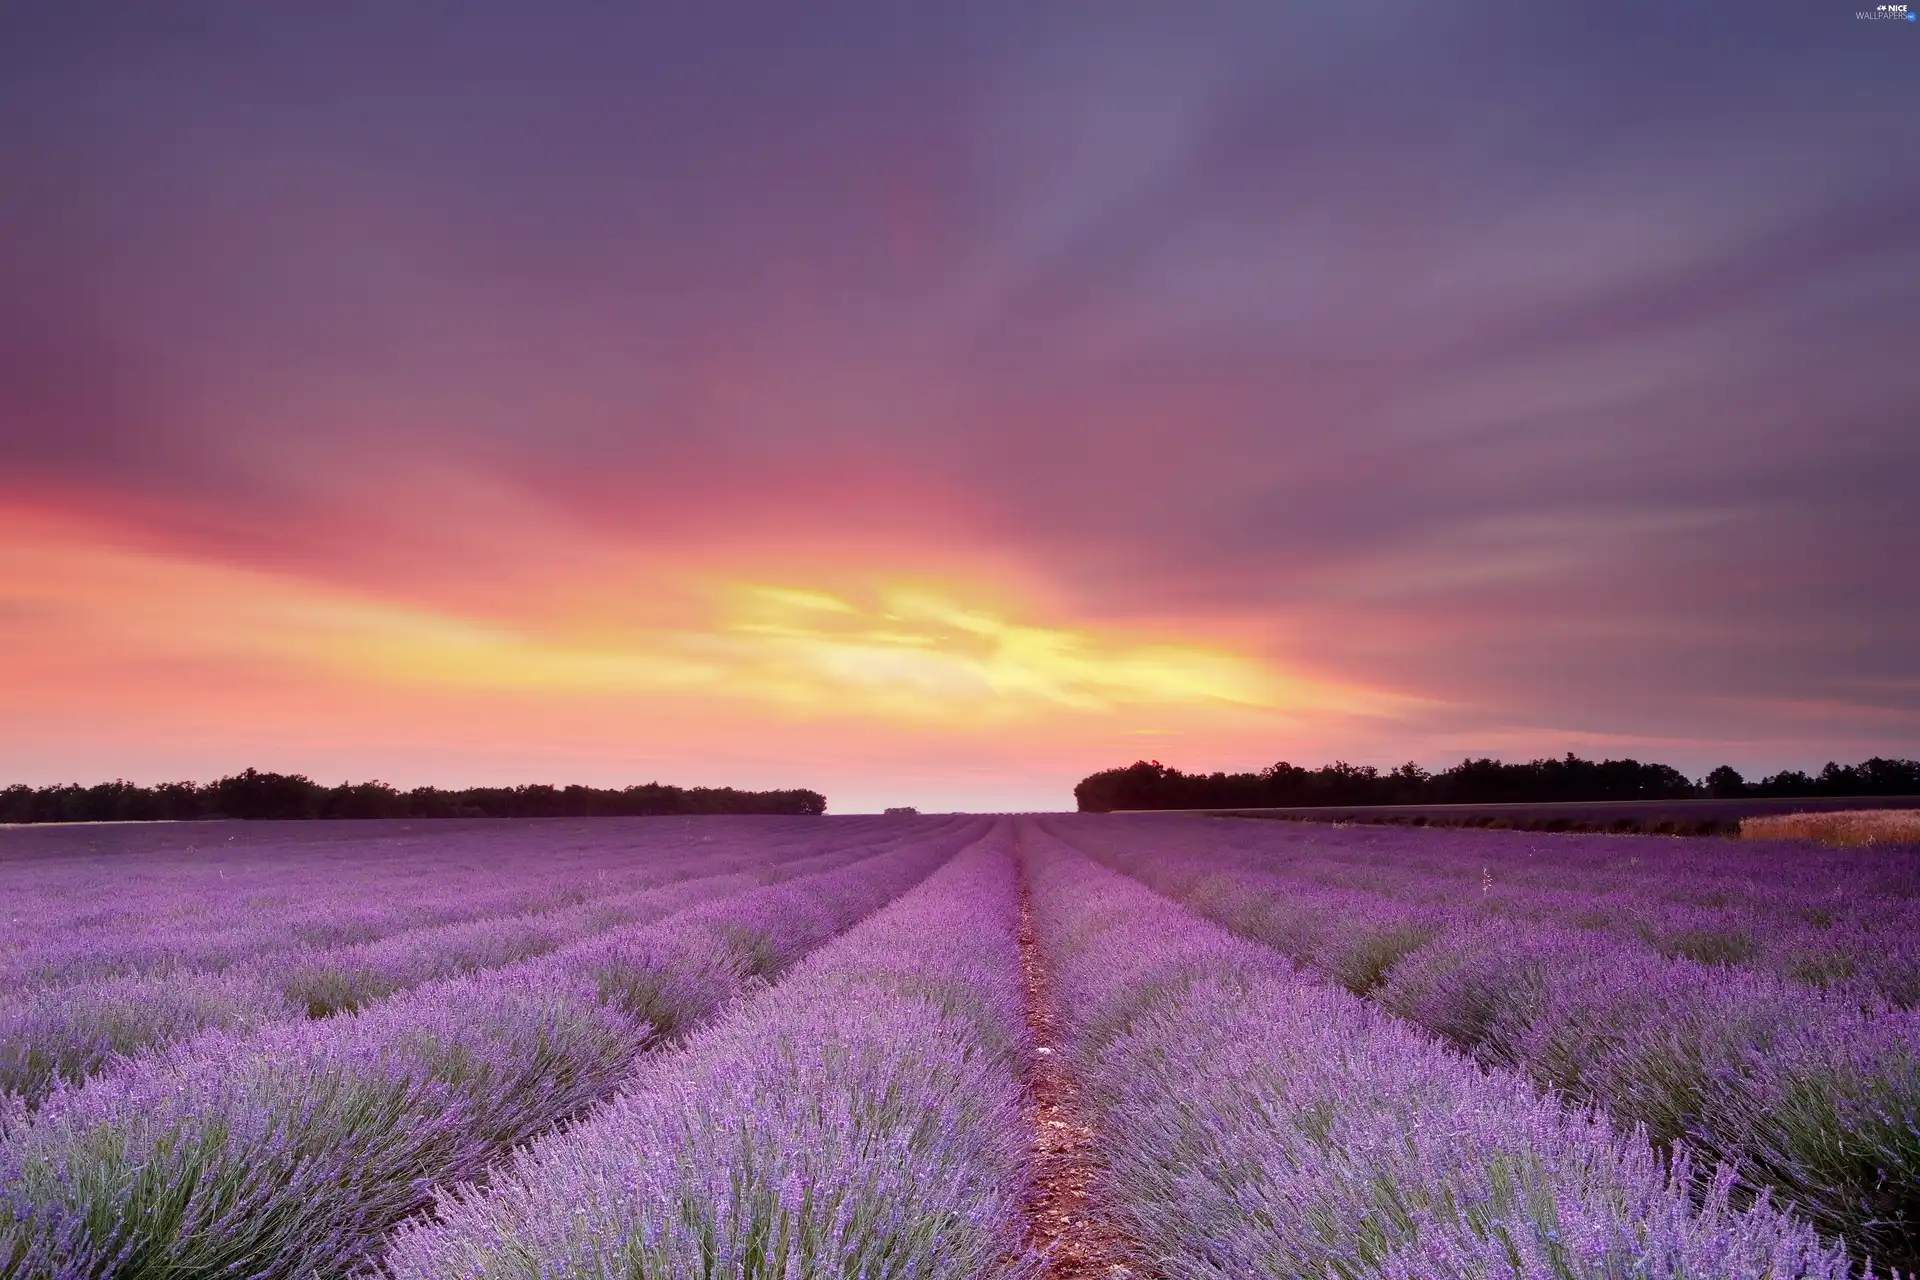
[1011,854,1148,1280]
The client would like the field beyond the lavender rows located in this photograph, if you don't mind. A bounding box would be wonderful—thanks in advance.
[2,814,1916,1279]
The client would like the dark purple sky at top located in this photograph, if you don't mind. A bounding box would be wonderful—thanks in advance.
[2,2,1916,773]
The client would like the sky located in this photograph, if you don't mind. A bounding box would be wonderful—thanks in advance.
[2,3,1916,813]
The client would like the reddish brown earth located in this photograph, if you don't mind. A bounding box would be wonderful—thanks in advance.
[1011,865,1152,1279]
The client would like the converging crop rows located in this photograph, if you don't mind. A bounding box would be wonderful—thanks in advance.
[1,813,1913,1277]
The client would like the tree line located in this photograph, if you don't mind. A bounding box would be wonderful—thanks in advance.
[1074,754,1920,813]
[0,768,828,824]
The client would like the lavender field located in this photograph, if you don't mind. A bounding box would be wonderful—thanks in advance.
[1,814,1915,1278]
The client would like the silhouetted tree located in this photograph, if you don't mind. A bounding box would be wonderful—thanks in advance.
[1757,769,1816,797]
[1704,765,1749,798]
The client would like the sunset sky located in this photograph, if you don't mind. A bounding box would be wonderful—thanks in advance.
[3,4,1916,812]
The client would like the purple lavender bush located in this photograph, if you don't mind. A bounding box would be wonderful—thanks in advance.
[0,970,296,1108]
[1,968,643,1280]
[377,829,1032,1279]
[1380,929,1920,1266]
[1019,826,1858,1280]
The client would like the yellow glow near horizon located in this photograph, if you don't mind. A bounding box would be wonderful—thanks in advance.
[705,582,1280,718]
[0,516,1397,732]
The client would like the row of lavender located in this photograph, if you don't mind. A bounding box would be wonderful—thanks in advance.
[1118,814,1920,1003]
[1050,814,1920,1269]
[0,819,978,1277]
[1019,825,1854,1278]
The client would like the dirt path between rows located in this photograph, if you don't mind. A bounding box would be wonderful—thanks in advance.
[1011,855,1150,1279]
